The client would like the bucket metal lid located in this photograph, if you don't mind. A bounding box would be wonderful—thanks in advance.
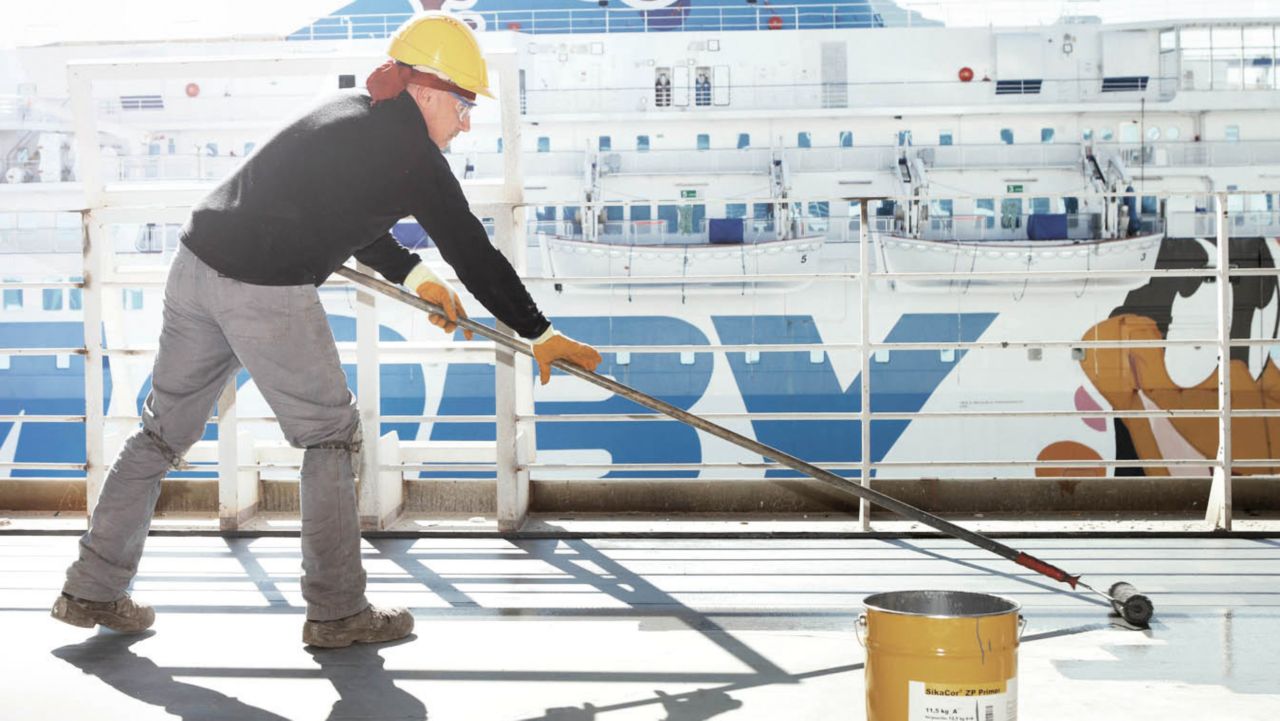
[863,590,1021,619]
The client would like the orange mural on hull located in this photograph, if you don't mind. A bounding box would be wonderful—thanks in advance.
[1079,313,1280,476]
[1035,441,1106,477]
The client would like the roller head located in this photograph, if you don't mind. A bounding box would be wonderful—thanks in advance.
[1108,581,1154,627]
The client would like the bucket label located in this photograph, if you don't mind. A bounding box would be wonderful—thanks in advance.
[908,678,1016,721]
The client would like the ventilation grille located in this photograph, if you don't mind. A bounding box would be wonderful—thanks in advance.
[1101,76,1150,92]
[120,95,163,110]
[995,79,1042,95]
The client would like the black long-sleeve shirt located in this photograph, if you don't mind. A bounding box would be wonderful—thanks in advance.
[180,91,550,339]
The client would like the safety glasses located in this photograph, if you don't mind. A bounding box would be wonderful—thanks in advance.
[448,91,475,122]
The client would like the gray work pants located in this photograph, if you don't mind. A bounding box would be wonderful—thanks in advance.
[63,243,369,621]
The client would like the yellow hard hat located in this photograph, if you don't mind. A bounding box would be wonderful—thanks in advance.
[387,12,493,99]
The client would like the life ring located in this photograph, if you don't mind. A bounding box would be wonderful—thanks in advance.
[767,15,783,30]
[185,82,200,98]
[958,67,974,82]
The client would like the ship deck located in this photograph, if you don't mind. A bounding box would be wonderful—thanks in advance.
[3,530,1276,720]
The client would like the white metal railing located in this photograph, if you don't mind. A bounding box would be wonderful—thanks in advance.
[288,5,888,41]
[283,2,1280,39]
[1,56,1274,533]
[12,140,1280,191]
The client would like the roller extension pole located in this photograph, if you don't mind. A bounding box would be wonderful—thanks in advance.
[335,266,1155,626]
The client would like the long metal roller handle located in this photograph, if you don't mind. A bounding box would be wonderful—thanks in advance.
[334,265,1083,591]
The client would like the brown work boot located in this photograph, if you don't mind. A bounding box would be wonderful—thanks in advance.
[51,592,155,633]
[303,605,414,648]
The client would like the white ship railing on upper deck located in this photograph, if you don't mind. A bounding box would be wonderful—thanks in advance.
[288,5,888,41]
[9,139,1280,188]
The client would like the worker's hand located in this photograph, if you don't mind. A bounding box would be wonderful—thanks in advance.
[405,262,473,340]
[532,328,602,385]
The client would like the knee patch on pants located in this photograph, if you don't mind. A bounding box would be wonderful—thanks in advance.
[141,427,192,470]
[304,422,363,480]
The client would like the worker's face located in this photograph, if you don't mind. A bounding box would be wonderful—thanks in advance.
[410,86,473,150]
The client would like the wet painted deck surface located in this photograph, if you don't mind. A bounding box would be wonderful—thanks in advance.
[2,535,1277,720]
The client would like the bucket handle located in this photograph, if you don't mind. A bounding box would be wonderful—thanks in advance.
[856,612,1026,646]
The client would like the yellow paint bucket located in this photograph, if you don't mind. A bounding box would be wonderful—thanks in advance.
[858,590,1025,721]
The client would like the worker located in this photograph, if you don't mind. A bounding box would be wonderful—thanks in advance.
[51,12,602,648]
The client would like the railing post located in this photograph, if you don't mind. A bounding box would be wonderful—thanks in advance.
[493,50,531,533]
[217,378,249,530]
[68,66,108,519]
[858,199,872,530]
[1206,191,1233,530]
[354,260,391,529]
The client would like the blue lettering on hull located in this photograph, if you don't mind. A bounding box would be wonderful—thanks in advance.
[0,323,111,477]
[712,314,996,477]
[0,313,995,477]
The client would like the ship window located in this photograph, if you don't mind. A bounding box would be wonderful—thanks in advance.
[976,198,995,229]
[496,138,503,153]
[1244,26,1275,89]
[1000,198,1022,229]
[726,203,747,219]
[1000,128,1014,145]
[598,135,611,151]
[1082,128,1093,141]
[615,351,630,366]
[1142,196,1159,214]
[1064,197,1080,214]
[1160,29,1177,51]
[798,132,811,148]
[243,142,255,156]
[737,133,750,149]
[69,277,83,311]
[939,131,953,146]
[537,136,550,153]
[2,282,21,310]
[1166,126,1181,140]
[930,199,953,216]
[205,143,218,157]
[896,130,912,146]
[840,131,853,147]
[1101,127,1114,141]
[637,135,650,152]
[1147,127,1161,141]
[42,288,63,311]
[658,205,680,233]
[1040,128,1055,143]
[695,67,712,107]
[604,206,624,221]
[1031,197,1051,214]
[697,133,710,151]
[123,289,143,310]
[1225,125,1240,142]
[752,203,774,220]
[808,202,829,217]
[630,205,651,221]
[654,67,672,107]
